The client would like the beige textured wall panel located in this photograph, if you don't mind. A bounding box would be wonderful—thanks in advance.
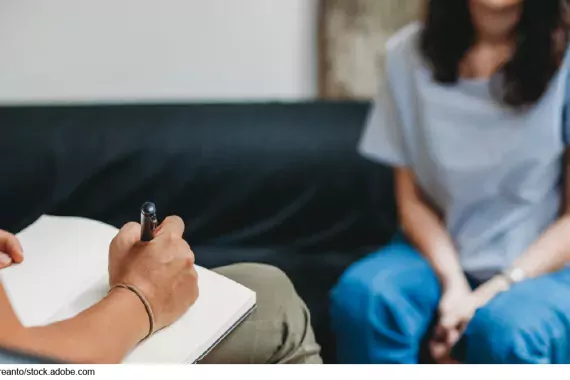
[320,0,421,99]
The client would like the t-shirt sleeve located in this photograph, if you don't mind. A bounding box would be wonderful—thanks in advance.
[563,47,570,146]
[358,75,409,167]
[562,108,570,147]
[562,84,570,147]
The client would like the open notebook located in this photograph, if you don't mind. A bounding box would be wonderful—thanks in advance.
[0,215,256,363]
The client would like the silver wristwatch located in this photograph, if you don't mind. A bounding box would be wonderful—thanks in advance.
[501,267,527,285]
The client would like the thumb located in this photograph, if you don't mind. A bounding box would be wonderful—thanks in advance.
[111,222,142,254]
[0,230,23,264]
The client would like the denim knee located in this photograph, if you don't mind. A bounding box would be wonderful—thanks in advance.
[331,256,415,327]
[330,262,400,325]
[330,245,441,341]
[463,302,550,364]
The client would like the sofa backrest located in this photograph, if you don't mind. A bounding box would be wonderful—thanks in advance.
[0,101,397,251]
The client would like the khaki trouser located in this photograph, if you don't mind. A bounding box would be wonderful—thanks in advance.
[200,263,322,364]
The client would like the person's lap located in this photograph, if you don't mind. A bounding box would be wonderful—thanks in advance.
[330,240,570,364]
[461,270,570,363]
[330,242,441,363]
[199,263,322,364]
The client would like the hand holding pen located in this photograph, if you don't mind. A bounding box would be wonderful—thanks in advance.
[108,202,198,339]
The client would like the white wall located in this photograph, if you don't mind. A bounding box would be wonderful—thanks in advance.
[0,0,318,104]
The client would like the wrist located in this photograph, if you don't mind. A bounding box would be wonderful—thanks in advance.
[107,287,149,342]
[472,275,510,307]
[441,272,470,292]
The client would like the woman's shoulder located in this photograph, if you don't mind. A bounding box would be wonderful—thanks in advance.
[384,22,423,79]
[385,22,423,63]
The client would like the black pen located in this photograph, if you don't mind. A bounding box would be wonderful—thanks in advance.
[140,202,158,242]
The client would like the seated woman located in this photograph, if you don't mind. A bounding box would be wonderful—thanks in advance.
[0,217,321,364]
[331,0,570,364]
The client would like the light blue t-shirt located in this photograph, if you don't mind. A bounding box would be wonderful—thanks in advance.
[360,23,570,279]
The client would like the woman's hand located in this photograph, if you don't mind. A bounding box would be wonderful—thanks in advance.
[430,279,473,363]
[0,230,24,269]
[430,275,510,363]
[108,215,199,332]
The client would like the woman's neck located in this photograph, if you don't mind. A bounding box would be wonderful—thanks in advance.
[475,29,516,46]
[460,39,515,80]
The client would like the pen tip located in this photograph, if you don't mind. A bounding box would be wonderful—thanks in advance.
[141,202,156,215]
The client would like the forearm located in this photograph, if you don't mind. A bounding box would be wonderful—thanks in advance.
[400,198,467,287]
[395,169,466,288]
[3,288,148,363]
[516,150,570,277]
[512,214,570,278]
[470,216,570,308]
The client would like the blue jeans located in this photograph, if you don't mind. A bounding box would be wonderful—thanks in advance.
[330,238,570,363]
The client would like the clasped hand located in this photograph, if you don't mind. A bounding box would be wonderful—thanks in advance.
[430,276,509,363]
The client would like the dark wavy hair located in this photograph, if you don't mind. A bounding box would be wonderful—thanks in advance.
[420,0,567,108]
